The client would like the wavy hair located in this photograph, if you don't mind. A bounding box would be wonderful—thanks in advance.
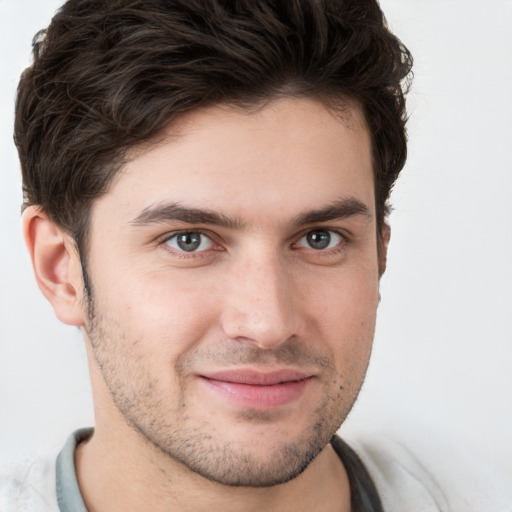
[15,0,413,257]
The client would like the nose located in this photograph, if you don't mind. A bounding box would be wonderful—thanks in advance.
[220,252,303,350]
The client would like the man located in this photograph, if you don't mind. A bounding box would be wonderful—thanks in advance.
[1,1,509,511]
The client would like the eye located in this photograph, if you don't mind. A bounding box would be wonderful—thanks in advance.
[296,229,343,250]
[164,231,214,253]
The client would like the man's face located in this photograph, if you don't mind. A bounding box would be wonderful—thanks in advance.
[81,98,382,486]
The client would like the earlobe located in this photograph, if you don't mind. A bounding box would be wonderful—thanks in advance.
[22,206,86,326]
[378,223,391,276]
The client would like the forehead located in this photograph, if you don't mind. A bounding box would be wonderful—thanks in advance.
[92,97,374,226]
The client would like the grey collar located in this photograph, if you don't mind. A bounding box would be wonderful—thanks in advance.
[56,427,92,512]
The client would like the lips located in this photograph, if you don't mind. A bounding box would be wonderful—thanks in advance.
[199,369,313,409]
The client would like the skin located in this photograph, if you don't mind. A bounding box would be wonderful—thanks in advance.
[24,97,389,512]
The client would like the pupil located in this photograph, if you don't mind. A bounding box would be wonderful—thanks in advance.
[307,230,330,250]
[177,232,201,252]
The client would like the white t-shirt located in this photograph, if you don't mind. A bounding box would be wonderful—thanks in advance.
[1,428,510,511]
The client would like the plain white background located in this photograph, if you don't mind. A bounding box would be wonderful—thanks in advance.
[1,0,511,482]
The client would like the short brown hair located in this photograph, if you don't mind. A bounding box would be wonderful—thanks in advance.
[15,0,412,256]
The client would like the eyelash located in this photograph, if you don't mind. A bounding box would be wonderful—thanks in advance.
[292,228,347,253]
[159,230,222,259]
[158,227,348,258]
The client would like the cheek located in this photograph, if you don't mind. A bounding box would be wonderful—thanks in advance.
[309,262,379,320]
[93,263,222,360]
[306,269,379,361]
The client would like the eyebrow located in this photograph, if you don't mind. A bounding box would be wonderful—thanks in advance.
[131,203,246,229]
[293,198,372,226]
[130,197,371,229]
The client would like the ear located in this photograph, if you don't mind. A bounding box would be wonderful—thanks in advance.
[22,206,86,326]
[378,222,391,277]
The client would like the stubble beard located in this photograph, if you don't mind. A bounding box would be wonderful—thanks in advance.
[84,294,369,488]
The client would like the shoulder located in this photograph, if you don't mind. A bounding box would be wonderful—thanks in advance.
[340,425,512,512]
[0,452,60,512]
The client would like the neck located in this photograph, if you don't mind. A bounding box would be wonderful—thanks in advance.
[75,424,351,512]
